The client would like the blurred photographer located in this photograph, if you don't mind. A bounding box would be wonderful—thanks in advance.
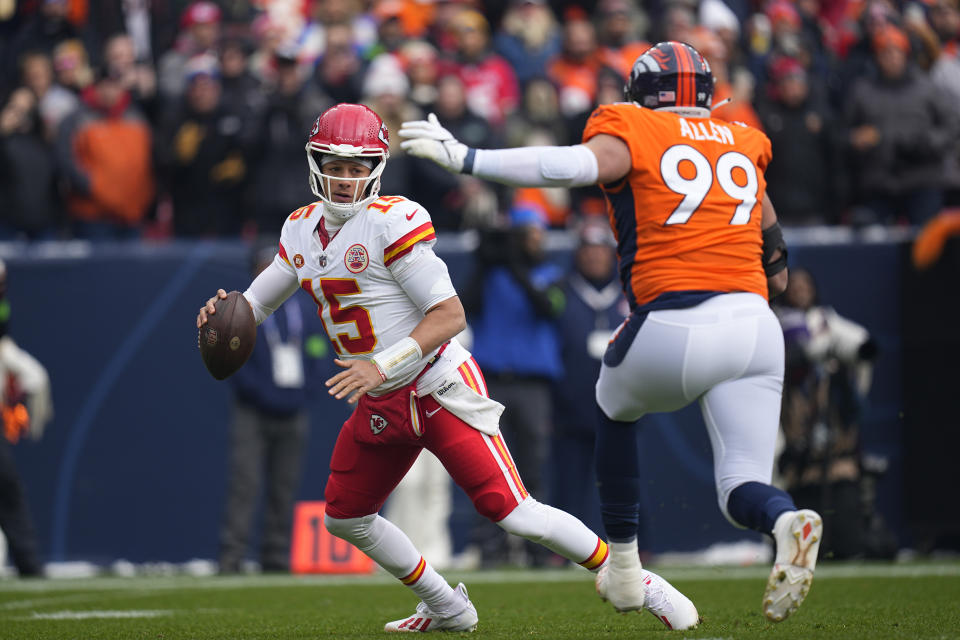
[774,268,891,559]
[463,204,565,566]
[0,259,53,577]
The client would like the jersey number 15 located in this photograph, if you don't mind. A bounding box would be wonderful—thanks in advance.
[301,278,377,355]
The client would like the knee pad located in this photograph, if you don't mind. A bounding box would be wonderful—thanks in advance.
[496,497,549,542]
[324,513,378,547]
[474,489,514,522]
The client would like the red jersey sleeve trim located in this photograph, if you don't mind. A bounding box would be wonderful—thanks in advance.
[383,222,436,267]
[278,241,292,267]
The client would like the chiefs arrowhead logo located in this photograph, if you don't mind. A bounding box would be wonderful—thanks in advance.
[370,414,388,435]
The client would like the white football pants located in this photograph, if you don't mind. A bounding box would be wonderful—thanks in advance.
[596,292,784,523]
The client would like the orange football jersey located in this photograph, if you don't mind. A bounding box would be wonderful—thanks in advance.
[582,103,772,309]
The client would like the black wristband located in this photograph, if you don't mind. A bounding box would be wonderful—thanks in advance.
[463,147,476,174]
[762,222,788,277]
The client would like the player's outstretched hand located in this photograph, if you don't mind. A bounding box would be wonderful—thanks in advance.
[326,358,383,405]
[399,113,468,174]
[197,289,228,328]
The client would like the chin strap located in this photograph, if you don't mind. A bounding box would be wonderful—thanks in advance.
[710,98,732,111]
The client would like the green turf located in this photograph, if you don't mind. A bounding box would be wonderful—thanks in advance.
[1,562,958,639]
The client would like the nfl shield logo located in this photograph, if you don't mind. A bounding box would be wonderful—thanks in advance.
[370,414,388,435]
[318,254,327,267]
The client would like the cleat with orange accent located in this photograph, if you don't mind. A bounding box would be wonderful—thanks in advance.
[384,583,478,633]
[763,509,823,622]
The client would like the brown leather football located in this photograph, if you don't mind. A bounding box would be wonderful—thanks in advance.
[198,291,256,380]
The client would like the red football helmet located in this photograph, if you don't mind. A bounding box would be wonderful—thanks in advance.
[305,103,390,220]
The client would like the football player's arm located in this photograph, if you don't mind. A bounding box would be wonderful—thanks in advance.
[327,245,464,404]
[196,258,299,328]
[761,195,789,297]
[398,114,632,186]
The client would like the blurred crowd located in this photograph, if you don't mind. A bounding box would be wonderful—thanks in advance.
[2,0,960,241]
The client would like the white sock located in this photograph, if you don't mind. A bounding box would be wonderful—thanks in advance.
[326,514,461,616]
[609,539,642,571]
[400,559,465,617]
[496,497,609,571]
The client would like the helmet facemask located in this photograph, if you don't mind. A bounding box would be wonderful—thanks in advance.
[306,144,387,221]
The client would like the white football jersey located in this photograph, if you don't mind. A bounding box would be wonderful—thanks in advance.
[275,195,469,393]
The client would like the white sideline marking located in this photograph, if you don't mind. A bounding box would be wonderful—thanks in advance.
[0,563,956,594]
[1,593,109,610]
[24,609,173,620]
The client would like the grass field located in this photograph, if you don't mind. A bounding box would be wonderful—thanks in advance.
[1,562,958,639]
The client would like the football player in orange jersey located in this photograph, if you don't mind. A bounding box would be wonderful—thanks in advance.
[401,41,823,624]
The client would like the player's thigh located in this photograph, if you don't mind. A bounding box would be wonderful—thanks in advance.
[596,313,697,421]
[421,395,527,522]
[699,311,784,489]
[324,423,421,519]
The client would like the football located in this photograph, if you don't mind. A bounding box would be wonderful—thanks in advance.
[198,291,256,380]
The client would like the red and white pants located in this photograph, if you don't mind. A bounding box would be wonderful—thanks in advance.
[324,358,529,522]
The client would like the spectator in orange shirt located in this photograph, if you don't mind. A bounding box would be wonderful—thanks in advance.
[596,0,650,79]
[56,66,154,239]
[547,14,600,119]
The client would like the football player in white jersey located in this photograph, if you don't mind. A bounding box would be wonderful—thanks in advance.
[197,104,699,632]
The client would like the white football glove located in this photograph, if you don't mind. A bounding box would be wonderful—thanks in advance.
[399,113,470,174]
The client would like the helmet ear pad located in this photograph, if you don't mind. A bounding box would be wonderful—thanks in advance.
[625,41,715,111]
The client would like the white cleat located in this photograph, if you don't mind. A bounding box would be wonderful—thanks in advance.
[384,582,478,633]
[595,563,645,612]
[763,509,823,623]
[597,566,700,630]
[640,569,701,630]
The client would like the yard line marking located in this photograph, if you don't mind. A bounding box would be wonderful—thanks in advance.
[21,610,173,620]
[1,594,112,610]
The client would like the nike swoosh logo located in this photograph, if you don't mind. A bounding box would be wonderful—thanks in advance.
[425,407,442,418]
[406,209,418,221]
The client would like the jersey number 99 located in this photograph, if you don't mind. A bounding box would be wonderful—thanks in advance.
[660,145,759,226]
